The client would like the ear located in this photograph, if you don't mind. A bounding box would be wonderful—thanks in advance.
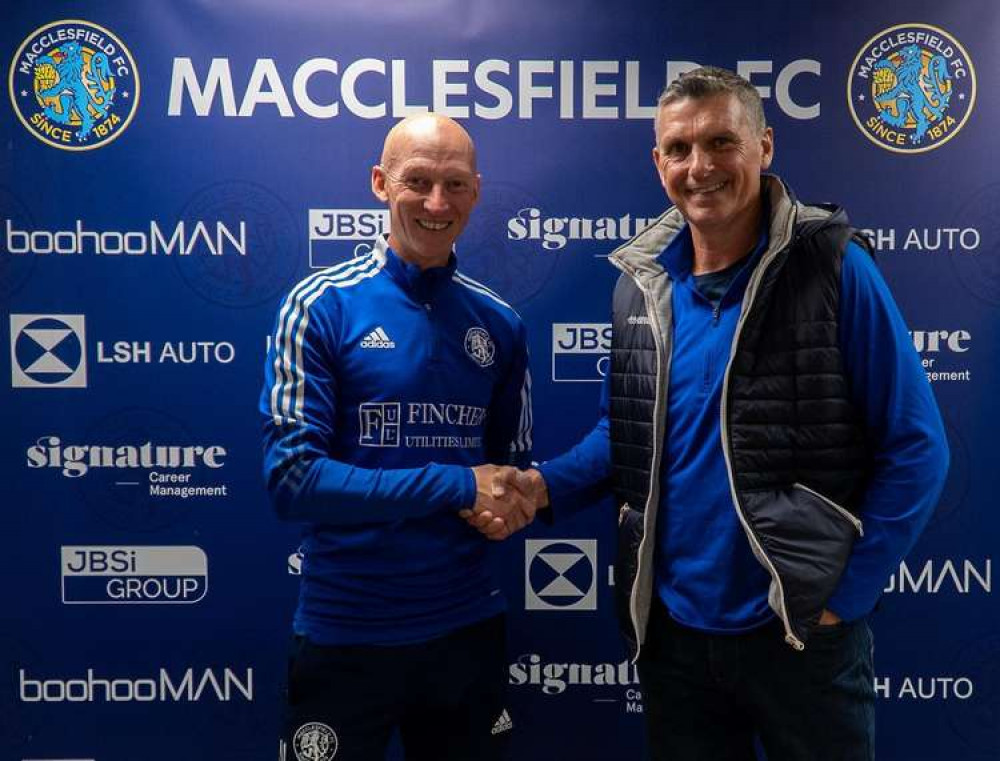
[651,147,667,190]
[471,173,482,205]
[759,127,774,171]
[371,165,389,202]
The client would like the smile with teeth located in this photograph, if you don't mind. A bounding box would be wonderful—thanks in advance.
[689,181,727,195]
[417,219,451,231]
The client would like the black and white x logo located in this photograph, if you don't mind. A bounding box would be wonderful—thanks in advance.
[10,314,87,388]
[525,539,597,611]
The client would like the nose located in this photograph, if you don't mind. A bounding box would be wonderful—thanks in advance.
[423,183,450,215]
[688,145,713,178]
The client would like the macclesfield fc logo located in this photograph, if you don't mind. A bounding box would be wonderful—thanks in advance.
[292,722,339,761]
[847,24,975,153]
[8,20,140,151]
[10,314,87,388]
[464,326,496,368]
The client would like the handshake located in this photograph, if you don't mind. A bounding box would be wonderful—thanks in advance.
[459,465,550,540]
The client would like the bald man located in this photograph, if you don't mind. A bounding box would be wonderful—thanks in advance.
[261,114,534,760]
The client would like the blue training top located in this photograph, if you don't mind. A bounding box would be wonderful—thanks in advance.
[261,235,533,645]
[540,218,948,631]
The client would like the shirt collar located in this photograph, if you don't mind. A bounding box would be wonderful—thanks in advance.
[378,235,458,300]
[658,193,771,290]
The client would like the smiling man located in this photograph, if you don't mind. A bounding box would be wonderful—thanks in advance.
[491,67,948,760]
[261,113,534,761]
[373,115,480,267]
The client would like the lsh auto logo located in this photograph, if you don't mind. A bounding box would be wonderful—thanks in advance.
[847,24,975,153]
[10,312,237,389]
[525,539,597,611]
[10,313,87,387]
[9,20,140,150]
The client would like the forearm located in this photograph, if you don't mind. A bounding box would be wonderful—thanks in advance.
[828,241,951,619]
[265,436,476,525]
[826,420,949,619]
[537,416,613,519]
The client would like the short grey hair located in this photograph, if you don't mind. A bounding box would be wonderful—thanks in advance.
[657,66,767,135]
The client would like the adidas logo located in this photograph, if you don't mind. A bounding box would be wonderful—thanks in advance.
[360,326,396,349]
[491,708,513,735]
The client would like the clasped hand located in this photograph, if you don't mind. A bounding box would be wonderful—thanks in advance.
[459,465,548,540]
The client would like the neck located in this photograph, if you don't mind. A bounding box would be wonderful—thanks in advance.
[690,204,762,275]
[388,235,450,270]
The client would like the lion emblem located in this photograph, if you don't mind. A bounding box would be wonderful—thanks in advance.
[33,41,116,142]
[872,43,952,145]
[292,722,338,761]
[465,326,496,368]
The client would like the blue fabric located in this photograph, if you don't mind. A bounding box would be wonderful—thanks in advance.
[654,220,774,633]
[261,239,533,644]
[540,219,948,630]
[828,242,949,620]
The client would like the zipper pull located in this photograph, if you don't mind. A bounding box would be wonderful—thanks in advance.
[785,632,805,651]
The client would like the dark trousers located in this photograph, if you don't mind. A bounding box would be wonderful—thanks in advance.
[637,600,875,761]
[281,614,511,761]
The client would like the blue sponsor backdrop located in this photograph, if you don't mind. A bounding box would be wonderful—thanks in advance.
[3,1,997,759]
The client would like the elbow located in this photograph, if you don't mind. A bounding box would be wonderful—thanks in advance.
[264,459,311,522]
[912,420,951,512]
[269,490,297,522]
[931,428,951,496]
[265,478,297,522]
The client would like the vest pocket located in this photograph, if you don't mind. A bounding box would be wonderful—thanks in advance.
[792,482,863,536]
[615,503,644,650]
[742,486,860,644]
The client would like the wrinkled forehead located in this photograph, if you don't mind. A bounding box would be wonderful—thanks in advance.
[391,146,477,177]
[655,93,751,142]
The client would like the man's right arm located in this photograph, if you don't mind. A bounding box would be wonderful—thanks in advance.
[530,370,614,518]
[260,298,475,526]
[465,369,613,537]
